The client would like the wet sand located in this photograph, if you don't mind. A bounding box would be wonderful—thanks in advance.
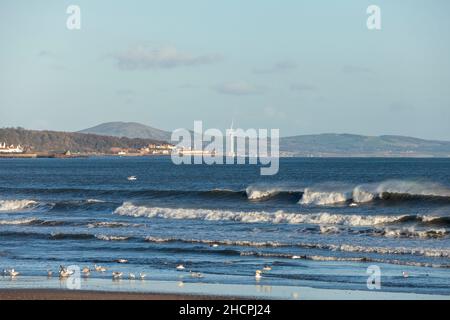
[0,289,233,300]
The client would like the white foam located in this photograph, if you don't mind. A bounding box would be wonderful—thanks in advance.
[142,235,450,259]
[95,234,129,241]
[0,200,38,212]
[144,236,283,247]
[0,217,37,225]
[86,199,106,203]
[376,180,450,198]
[326,243,450,258]
[380,227,448,239]
[352,186,375,203]
[87,221,142,228]
[319,225,342,234]
[246,186,280,200]
[299,189,349,205]
[297,180,450,206]
[114,202,411,226]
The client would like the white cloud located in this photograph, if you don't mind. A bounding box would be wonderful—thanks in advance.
[290,83,317,92]
[253,60,297,74]
[214,81,266,95]
[342,65,373,74]
[114,46,222,70]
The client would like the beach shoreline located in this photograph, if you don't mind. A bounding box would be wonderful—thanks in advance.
[1,277,449,300]
[0,289,233,300]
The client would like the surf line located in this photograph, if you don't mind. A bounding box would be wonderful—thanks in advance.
[171,121,279,176]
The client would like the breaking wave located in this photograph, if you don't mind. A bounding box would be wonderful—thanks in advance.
[0,217,39,225]
[0,199,39,212]
[95,234,130,241]
[377,227,448,239]
[299,180,450,206]
[114,202,449,227]
[300,189,349,205]
[143,236,450,260]
[87,221,143,228]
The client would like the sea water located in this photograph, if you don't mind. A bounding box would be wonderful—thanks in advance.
[0,157,449,295]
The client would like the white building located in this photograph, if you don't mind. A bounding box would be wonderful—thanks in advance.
[0,142,24,154]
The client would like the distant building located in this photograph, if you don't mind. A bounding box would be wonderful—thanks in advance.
[0,142,24,154]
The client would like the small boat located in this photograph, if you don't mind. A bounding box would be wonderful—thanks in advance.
[127,176,137,181]
[176,264,185,270]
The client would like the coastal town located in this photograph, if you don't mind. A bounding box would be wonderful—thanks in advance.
[0,141,177,158]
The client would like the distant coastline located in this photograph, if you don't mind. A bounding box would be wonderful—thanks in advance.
[2,124,450,158]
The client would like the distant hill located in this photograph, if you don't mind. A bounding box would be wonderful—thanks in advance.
[0,128,164,153]
[79,122,171,142]
[79,122,450,157]
[280,134,450,157]
[4,124,449,157]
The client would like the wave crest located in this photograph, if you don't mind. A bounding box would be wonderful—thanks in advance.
[114,202,432,226]
[0,199,38,212]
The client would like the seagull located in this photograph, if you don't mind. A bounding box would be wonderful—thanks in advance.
[116,259,128,264]
[129,273,136,280]
[94,264,107,272]
[47,269,53,277]
[263,266,272,271]
[8,269,20,277]
[176,264,185,271]
[190,271,203,278]
[255,270,262,280]
[139,272,146,280]
[82,267,90,276]
[112,272,123,280]
[402,271,409,278]
[59,266,73,278]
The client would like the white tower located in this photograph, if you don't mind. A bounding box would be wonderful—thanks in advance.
[229,120,235,157]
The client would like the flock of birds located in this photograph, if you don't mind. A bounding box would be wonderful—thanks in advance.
[3,264,412,282]
[2,263,275,281]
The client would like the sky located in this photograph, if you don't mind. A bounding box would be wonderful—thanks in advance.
[1,0,450,139]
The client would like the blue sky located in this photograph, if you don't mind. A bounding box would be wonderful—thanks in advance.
[1,0,449,139]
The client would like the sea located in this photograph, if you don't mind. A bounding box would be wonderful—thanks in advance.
[0,157,449,296]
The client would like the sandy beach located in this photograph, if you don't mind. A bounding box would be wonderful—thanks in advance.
[0,289,229,300]
[1,277,449,300]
